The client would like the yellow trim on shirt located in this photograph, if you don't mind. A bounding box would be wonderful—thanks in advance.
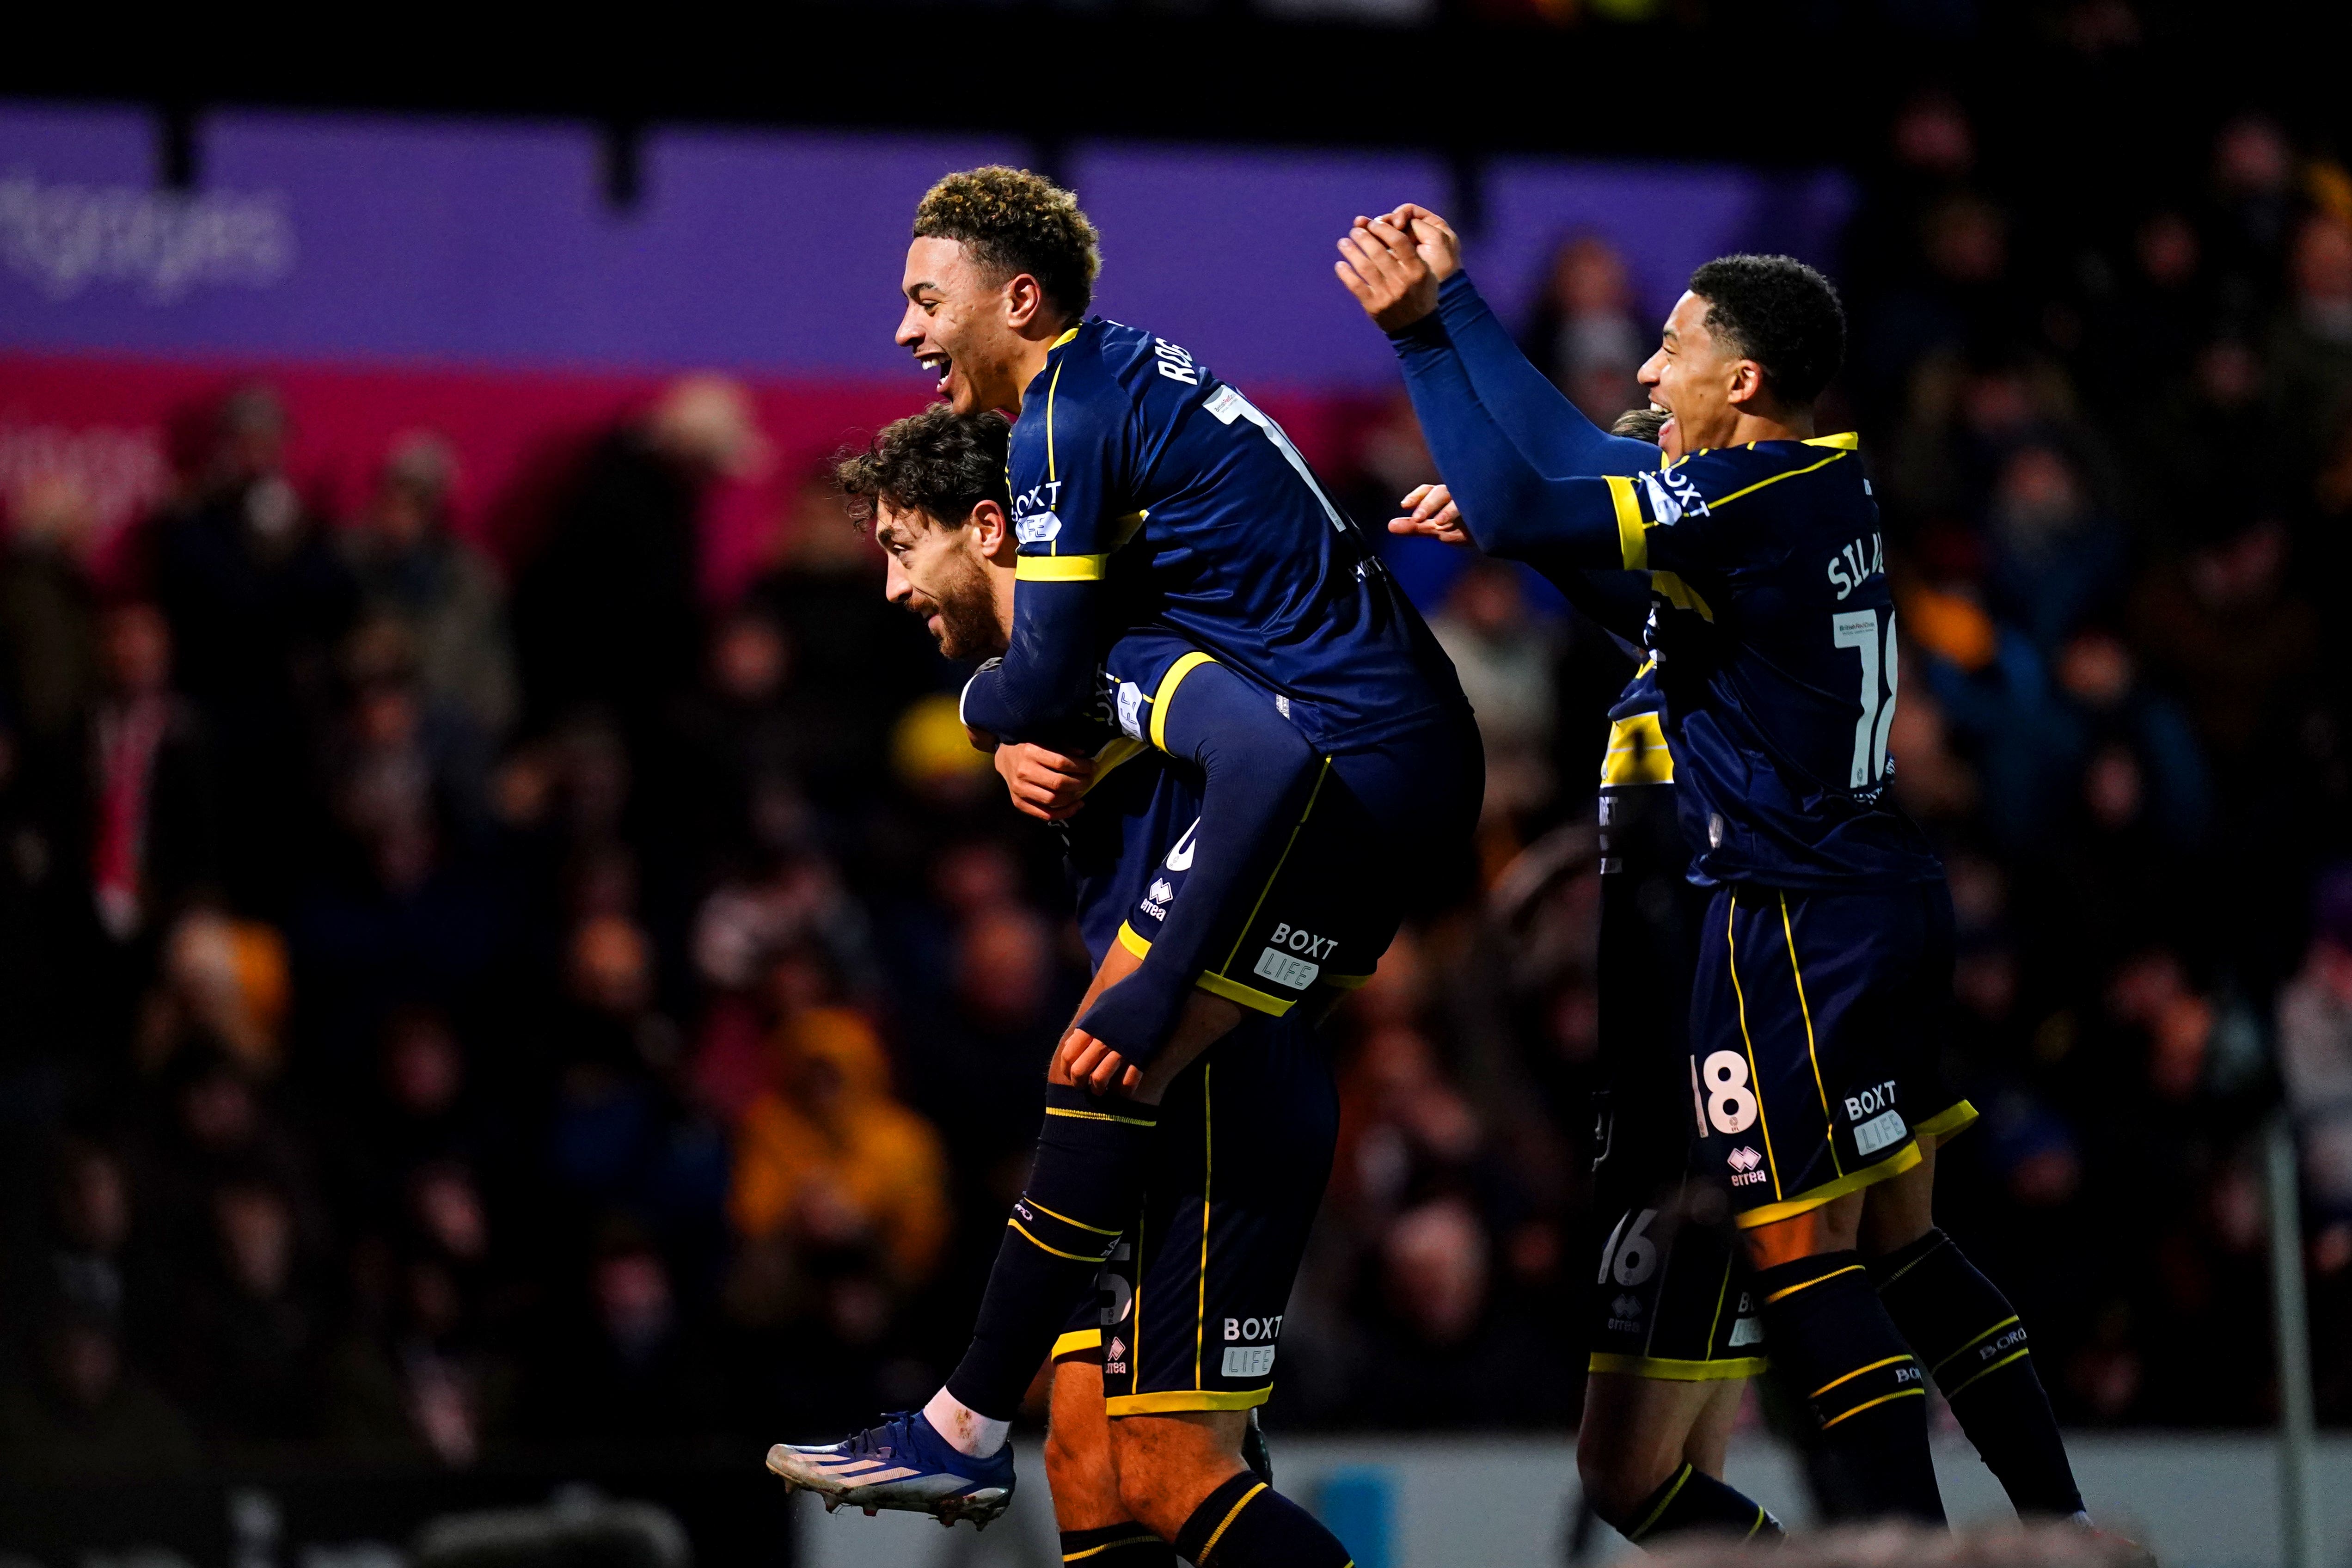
[1017,554,1108,582]
[1116,921,1154,962]
[1044,354,1069,491]
[1601,711,1674,786]
[1607,474,1647,569]
[1651,570,1714,621]
[1053,1328,1103,1360]
[1803,431,1859,448]
[1709,447,1851,510]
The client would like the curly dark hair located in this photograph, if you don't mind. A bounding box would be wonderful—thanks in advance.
[834,407,1011,531]
[913,166,1101,321]
[1685,254,1846,409]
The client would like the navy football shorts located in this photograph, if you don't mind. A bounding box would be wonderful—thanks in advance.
[1588,1180,1769,1381]
[1053,1012,1338,1415]
[1689,879,1976,1229]
[1115,704,1482,1020]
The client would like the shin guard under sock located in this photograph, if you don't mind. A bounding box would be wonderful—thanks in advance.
[1621,1463,1783,1546]
[1060,1523,1176,1565]
[1752,1250,1946,1523]
[1172,1473,1351,1568]
[946,1084,1157,1421]
[1872,1228,2085,1519]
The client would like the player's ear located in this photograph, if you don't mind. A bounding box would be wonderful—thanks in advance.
[1003,272,1047,332]
[1726,356,1768,411]
[969,498,1016,560]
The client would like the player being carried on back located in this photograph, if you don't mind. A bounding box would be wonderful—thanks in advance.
[770,170,1479,1568]
[1336,207,2089,1536]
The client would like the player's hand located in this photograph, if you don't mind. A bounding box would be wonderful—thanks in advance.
[1381,204,1463,282]
[1336,214,1439,332]
[1388,483,1470,546]
[1055,1026,1143,1095]
[995,742,1092,821]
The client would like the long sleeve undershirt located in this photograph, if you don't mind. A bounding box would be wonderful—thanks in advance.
[1390,306,1642,569]
[1398,274,1661,626]
[959,581,1101,747]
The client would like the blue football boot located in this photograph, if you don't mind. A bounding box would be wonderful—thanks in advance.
[766,1410,1014,1529]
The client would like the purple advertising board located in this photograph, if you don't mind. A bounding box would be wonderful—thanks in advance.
[4,102,1848,385]
[1065,141,1457,388]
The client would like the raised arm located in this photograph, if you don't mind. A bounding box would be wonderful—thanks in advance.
[1433,270,1661,477]
[1386,314,1639,569]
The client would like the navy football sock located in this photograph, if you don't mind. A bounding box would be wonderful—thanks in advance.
[1060,1522,1176,1564]
[1872,1228,2085,1519]
[947,1084,1156,1421]
[1078,660,1320,1066]
[1620,1463,1783,1546]
[1752,1250,1945,1524]
[1172,1473,1350,1567]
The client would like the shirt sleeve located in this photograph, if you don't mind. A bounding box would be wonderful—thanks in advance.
[1389,316,1643,569]
[1434,271,1662,477]
[1609,455,1740,578]
[961,357,1134,740]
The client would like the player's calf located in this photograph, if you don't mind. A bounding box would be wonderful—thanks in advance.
[1577,1373,1780,1543]
[1748,1242,1945,1524]
[940,1083,1160,1442]
[1871,1227,2086,1522]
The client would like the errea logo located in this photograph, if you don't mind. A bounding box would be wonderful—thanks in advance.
[1727,1146,1767,1188]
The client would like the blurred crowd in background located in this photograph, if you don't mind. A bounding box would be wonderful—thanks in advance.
[2,87,2352,1478]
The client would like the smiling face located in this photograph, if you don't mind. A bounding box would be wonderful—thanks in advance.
[898,236,1037,415]
[1638,290,1758,460]
[872,499,1014,661]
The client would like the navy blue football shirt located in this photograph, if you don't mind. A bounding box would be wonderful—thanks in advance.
[959,317,1467,755]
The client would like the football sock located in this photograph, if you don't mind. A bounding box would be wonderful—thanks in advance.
[1752,1250,1946,1524]
[1172,1472,1351,1568]
[1077,660,1321,1066]
[1620,1463,1783,1546]
[944,1084,1157,1433]
[1060,1523,1177,1565]
[1871,1228,2087,1520]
